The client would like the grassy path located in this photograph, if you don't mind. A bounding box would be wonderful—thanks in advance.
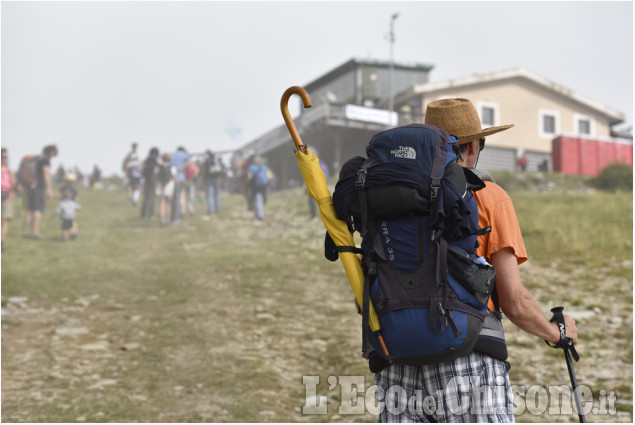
[2,187,373,422]
[1,180,632,422]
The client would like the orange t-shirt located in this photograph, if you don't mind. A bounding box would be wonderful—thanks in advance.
[473,181,528,310]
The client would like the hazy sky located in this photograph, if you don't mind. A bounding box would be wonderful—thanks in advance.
[1,1,633,176]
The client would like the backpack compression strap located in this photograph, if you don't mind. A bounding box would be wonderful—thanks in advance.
[545,306,580,361]
[361,258,377,359]
[430,229,460,337]
[324,231,363,261]
[360,225,388,360]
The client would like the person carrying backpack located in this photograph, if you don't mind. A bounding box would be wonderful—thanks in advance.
[140,147,160,219]
[247,156,270,220]
[23,144,58,239]
[203,150,226,215]
[366,99,578,422]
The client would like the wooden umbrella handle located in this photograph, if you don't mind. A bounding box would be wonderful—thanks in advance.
[281,86,312,153]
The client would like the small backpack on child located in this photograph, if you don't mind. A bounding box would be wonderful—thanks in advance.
[158,163,173,185]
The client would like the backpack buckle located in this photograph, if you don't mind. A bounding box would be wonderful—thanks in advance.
[355,169,367,190]
[368,261,377,277]
[430,178,441,200]
[437,302,446,317]
[431,229,443,242]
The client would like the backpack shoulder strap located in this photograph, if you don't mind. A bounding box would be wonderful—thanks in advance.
[430,128,450,201]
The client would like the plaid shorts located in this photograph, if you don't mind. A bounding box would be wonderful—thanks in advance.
[374,352,515,423]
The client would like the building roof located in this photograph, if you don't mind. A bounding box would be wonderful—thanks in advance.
[401,67,625,125]
[305,57,434,92]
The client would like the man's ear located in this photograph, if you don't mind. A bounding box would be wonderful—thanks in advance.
[467,140,478,156]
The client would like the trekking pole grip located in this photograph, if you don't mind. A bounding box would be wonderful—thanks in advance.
[550,306,567,342]
[546,306,580,361]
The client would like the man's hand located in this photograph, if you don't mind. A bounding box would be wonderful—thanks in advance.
[547,314,578,345]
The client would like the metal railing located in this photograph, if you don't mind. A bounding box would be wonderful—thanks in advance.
[243,104,556,174]
[244,102,376,155]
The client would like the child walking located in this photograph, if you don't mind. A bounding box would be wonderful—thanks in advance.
[59,173,80,238]
[53,187,81,241]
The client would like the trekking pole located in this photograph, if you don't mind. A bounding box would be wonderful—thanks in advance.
[546,306,586,423]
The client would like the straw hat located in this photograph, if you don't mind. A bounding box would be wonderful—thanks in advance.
[425,98,514,144]
[65,173,77,182]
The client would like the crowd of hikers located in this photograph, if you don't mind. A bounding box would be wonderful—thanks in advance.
[0,143,275,250]
[123,143,274,225]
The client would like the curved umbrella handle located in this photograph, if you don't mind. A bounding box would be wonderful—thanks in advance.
[281,86,312,153]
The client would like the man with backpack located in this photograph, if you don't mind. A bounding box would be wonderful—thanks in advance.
[203,150,226,215]
[23,144,58,239]
[368,99,578,421]
[140,147,160,220]
[247,156,270,220]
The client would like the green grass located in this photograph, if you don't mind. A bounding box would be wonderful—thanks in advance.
[1,174,632,423]
[512,191,632,274]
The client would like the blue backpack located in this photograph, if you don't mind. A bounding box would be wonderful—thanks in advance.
[254,165,269,186]
[331,124,497,365]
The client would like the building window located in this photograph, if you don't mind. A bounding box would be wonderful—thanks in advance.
[574,113,595,136]
[539,109,560,138]
[543,115,556,133]
[477,101,500,127]
[578,119,590,134]
[481,107,495,126]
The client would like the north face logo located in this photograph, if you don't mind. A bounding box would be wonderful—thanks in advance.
[390,146,416,159]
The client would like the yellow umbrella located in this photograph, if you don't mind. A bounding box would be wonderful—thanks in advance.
[280,86,389,357]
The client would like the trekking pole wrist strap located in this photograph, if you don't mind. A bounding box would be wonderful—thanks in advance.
[545,306,580,361]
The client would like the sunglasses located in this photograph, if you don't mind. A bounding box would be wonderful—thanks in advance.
[478,137,486,151]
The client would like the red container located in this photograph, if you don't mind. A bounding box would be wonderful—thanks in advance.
[552,135,632,176]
